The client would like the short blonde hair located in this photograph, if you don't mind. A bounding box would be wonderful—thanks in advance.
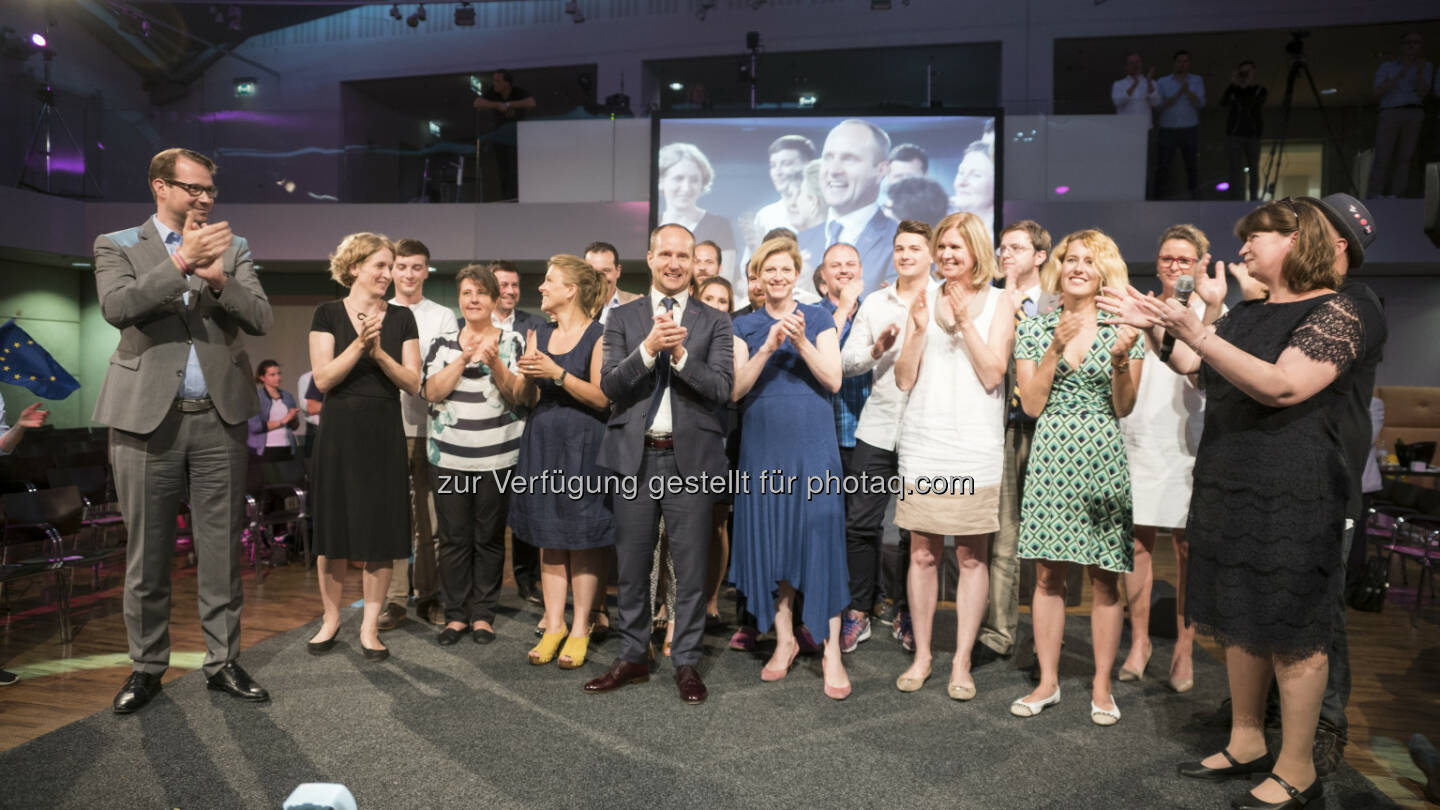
[658,143,715,195]
[747,237,803,282]
[1041,229,1129,294]
[932,212,998,288]
[328,232,394,287]
[1157,223,1211,261]
[548,253,607,320]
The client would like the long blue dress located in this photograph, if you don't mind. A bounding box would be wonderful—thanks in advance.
[508,321,615,550]
[731,303,850,642]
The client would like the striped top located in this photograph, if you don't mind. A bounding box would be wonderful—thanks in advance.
[423,326,526,472]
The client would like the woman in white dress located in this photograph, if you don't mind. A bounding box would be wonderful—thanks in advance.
[892,213,1014,699]
[1117,224,1224,693]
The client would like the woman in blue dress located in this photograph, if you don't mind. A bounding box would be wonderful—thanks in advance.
[731,237,851,700]
[509,254,615,671]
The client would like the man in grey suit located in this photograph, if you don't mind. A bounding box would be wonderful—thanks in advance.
[798,119,899,296]
[583,224,734,704]
[94,148,274,714]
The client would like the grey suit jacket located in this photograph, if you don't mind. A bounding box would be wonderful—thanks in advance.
[92,218,273,434]
[596,294,733,478]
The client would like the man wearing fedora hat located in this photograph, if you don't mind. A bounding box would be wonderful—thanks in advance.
[1304,192,1388,774]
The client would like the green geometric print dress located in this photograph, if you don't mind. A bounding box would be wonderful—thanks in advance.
[1014,309,1146,573]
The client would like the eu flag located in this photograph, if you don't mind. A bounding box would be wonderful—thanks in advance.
[0,320,81,399]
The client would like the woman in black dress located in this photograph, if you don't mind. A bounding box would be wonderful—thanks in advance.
[1100,199,1362,810]
[306,233,421,661]
[509,254,614,670]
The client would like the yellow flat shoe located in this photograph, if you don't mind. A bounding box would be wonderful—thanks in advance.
[529,631,565,665]
[557,635,591,670]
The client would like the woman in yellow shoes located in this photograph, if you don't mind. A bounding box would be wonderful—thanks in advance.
[509,255,617,671]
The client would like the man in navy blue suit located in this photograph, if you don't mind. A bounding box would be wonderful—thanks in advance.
[798,119,899,296]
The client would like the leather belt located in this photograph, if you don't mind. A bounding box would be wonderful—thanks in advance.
[174,397,215,413]
[644,435,674,450]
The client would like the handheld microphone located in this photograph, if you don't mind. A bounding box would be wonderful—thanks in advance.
[1158,275,1194,363]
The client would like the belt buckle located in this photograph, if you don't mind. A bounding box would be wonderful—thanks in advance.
[174,396,214,413]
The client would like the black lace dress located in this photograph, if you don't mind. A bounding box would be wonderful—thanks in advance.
[1185,294,1362,660]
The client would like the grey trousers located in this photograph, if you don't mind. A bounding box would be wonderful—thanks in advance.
[112,407,248,678]
[389,436,438,605]
[1368,107,1424,197]
[612,447,714,668]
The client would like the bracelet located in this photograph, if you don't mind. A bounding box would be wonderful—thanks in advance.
[1194,330,1212,359]
[172,251,192,275]
[1111,359,1129,371]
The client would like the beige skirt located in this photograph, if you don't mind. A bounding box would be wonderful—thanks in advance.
[894,483,1000,536]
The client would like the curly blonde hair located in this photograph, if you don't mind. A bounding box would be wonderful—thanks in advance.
[932,212,997,288]
[1041,229,1129,294]
[328,232,394,287]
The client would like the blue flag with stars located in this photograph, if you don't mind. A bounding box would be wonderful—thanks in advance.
[0,320,81,399]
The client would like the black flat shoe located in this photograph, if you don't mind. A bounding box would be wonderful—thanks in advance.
[472,627,496,645]
[361,644,390,662]
[307,626,340,655]
[437,627,464,646]
[1178,749,1276,780]
[1230,773,1323,809]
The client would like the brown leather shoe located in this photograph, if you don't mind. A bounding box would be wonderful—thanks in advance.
[675,665,707,705]
[376,603,407,631]
[583,659,649,694]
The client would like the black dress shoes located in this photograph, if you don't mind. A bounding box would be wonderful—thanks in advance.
[437,626,464,646]
[113,671,163,714]
[583,659,649,693]
[206,662,270,702]
[361,645,390,662]
[1230,773,1323,809]
[472,627,496,645]
[675,665,707,705]
[1178,749,1276,780]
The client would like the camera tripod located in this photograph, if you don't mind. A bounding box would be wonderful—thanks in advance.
[1260,36,1357,200]
[17,48,100,197]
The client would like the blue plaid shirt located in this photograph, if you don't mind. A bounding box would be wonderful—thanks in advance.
[822,297,871,449]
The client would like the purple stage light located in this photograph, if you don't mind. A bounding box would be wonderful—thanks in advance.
[30,33,47,48]
[1215,182,1230,192]
[1054,185,1070,195]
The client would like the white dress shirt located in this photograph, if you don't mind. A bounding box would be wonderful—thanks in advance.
[637,288,690,437]
[390,295,457,438]
[1111,75,1160,116]
[840,279,937,451]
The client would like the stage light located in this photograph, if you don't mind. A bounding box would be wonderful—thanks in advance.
[233,77,256,97]
[798,94,817,107]
[427,120,441,137]
[389,4,402,20]
[1320,88,1337,95]
[406,4,425,27]
[1215,182,1230,191]
[564,1,585,23]
[668,82,683,91]
[30,33,46,48]
[1054,185,1070,195]
[454,2,474,26]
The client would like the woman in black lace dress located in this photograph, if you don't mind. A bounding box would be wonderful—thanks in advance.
[1100,199,1362,810]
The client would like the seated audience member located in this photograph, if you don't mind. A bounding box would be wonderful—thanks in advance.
[247,359,300,459]
[421,264,526,647]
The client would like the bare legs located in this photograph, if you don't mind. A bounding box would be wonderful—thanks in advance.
[1201,647,1326,802]
[769,580,848,693]
[900,532,989,689]
[1020,560,1067,703]
[1122,525,1193,688]
[1089,567,1122,712]
[703,504,730,619]
[310,556,394,650]
[538,547,601,637]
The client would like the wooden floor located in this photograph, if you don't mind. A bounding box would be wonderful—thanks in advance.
[1,541,1436,808]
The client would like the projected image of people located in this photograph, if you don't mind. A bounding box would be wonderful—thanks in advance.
[657,114,996,298]
[657,143,736,272]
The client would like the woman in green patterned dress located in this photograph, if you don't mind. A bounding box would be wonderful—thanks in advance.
[1009,230,1144,726]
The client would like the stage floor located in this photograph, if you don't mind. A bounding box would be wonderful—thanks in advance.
[0,543,1436,808]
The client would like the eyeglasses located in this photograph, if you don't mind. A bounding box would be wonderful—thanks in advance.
[1157,256,1196,268]
[161,178,219,199]
[996,244,1031,256]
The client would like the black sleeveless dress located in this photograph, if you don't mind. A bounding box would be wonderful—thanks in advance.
[310,301,418,562]
[1184,294,1362,660]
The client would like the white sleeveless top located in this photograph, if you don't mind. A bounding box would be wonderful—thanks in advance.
[896,284,1006,487]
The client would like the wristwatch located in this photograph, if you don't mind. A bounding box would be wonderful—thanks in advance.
[555,370,567,386]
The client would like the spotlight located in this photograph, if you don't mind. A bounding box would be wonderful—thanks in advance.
[668,82,683,91]
[233,77,257,97]
[564,1,584,23]
[454,2,474,26]
[406,4,424,27]
[30,32,46,48]
[389,4,401,20]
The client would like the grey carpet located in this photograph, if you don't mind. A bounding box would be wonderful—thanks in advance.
[1,595,1398,810]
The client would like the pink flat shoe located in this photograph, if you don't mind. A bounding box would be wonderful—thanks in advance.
[761,642,799,682]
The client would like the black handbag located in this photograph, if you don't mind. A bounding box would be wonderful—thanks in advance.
[1346,554,1390,613]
